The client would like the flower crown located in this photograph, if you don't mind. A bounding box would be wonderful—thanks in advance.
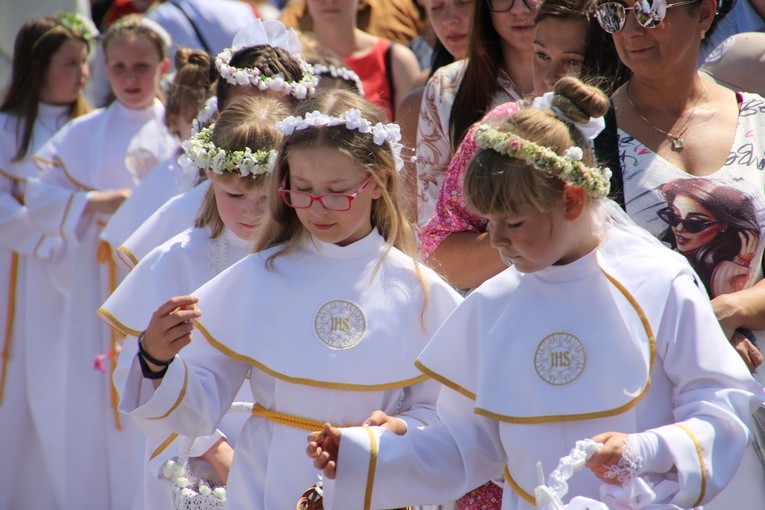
[182,125,277,178]
[473,124,612,198]
[276,109,405,172]
[32,12,99,53]
[309,64,365,96]
[58,12,98,49]
[215,48,319,100]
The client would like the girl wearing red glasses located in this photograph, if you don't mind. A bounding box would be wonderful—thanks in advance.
[117,88,462,509]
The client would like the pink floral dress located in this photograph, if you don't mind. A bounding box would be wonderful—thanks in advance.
[419,101,522,260]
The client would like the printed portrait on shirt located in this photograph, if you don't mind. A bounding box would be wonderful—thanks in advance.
[657,178,761,297]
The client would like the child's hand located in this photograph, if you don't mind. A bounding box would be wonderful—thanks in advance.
[363,410,407,435]
[197,438,234,485]
[141,295,201,365]
[307,423,342,479]
[586,431,629,484]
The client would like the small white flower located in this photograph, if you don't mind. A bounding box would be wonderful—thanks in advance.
[563,146,583,161]
[213,487,227,501]
[174,476,191,488]
[198,483,212,495]
[371,123,389,145]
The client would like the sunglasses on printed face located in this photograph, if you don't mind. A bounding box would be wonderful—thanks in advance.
[594,0,699,34]
[657,206,719,233]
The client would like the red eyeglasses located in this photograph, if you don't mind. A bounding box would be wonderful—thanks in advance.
[279,175,373,211]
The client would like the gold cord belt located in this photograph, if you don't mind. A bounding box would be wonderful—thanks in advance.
[251,403,355,431]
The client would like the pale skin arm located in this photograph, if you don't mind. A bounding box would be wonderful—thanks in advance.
[390,43,423,118]
[397,86,424,223]
[197,437,234,485]
[139,295,202,386]
[85,188,132,215]
[711,280,765,371]
[426,231,507,290]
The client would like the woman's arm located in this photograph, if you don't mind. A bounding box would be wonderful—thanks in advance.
[390,43,422,118]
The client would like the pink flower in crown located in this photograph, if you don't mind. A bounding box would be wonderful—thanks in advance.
[508,138,523,152]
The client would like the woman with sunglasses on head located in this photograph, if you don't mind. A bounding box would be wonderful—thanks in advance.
[416,0,537,227]
[594,0,765,505]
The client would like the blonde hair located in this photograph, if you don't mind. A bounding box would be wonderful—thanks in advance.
[194,95,288,238]
[102,14,168,60]
[254,89,430,322]
[464,77,609,216]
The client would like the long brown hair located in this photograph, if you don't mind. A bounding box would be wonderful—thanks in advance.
[0,16,91,161]
[254,89,430,320]
[448,1,505,150]
[193,95,288,238]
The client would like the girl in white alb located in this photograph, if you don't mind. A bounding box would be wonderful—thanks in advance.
[116,19,317,269]
[118,89,463,508]
[308,78,765,510]
[23,16,177,510]
[0,13,94,510]
[98,95,286,509]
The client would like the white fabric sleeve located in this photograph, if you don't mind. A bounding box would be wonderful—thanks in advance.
[25,171,89,242]
[395,376,440,429]
[325,384,506,510]
[649,272,765,507]
[120,326,250,440]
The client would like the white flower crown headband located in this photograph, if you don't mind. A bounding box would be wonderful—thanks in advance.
[309,64,365,96]
[473,124,612,198]
[215,48,319,100]
[275,109,406,172]
[182,124,277,178]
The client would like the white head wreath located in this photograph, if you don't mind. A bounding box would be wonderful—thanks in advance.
[215,19,318,100]
[276,109,405,172]
[310,64,365,96]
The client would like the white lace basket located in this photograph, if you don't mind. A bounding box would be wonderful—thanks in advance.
[534,439,678,510]
[166,402,253,510]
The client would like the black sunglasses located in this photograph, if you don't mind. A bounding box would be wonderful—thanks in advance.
[657,206,719,234]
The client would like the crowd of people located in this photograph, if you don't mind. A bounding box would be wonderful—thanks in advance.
[2,1,765,509]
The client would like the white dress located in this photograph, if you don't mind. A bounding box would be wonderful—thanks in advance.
[100,149,197,257]
[99,226,253,510]
[0,103,71,509]
[24,98,178,510]
[117,180,209,269]
[325,227,764,510]
[120,229,463,508]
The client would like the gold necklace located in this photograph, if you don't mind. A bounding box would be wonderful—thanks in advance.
[624,80,708,151]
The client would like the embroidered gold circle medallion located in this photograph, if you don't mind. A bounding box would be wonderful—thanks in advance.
[534,332,586,386]
[314,300,366,349]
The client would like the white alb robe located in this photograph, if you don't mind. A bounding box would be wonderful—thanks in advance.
[99,226,253,509]
[327,227,765,510]
[117,180,209,268]
[0,104,71,509]
[100,148,197,255]
[120,229,463,508]
[24,98,178,510]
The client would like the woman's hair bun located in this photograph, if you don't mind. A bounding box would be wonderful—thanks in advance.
[551,76,609,123]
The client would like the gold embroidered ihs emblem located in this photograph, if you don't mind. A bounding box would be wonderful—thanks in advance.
[314,300,366,349]
[534,332,586,386]
[124,148,159,180]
